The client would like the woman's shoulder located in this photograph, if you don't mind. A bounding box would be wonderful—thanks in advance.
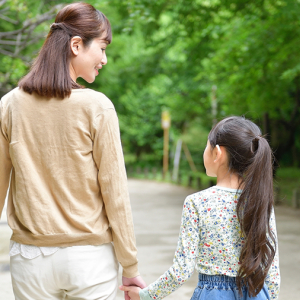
[1,87,21,102]
[0,87,25,112]
[71,88,114,110]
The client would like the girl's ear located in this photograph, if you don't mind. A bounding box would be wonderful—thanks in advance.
[70,36,82,55]
[213,144,222,163]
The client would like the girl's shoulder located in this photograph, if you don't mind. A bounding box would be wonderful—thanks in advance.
[184,186,217,206]
[187,185,237,199]
[185,186,241,208]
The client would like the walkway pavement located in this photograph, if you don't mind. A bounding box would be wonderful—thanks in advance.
[0,179,299,299]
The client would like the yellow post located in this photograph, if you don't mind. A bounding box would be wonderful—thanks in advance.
[161,111,171,180]
[163,127,169,179]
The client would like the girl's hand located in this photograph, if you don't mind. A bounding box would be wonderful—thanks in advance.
[119,285,141,300]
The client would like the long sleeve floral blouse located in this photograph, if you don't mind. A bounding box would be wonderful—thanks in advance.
[139,186,280,300]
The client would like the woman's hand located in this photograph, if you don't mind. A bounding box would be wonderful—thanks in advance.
[122,276,146,300]
[119,285,141,300]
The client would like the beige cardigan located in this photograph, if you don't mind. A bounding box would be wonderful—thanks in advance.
[0,87,138,278]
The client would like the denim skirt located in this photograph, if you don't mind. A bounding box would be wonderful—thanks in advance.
[190,274,270,300]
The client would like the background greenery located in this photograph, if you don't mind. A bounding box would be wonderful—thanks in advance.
[0,0,299,204]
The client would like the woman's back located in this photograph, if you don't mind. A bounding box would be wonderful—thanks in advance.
[1,87,127,247]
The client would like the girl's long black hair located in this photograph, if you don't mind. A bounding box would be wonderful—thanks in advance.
[208,116,276,297]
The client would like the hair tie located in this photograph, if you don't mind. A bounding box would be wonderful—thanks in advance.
[50,23,72,36]
[252,136,262,146]
[251,136,261,153]
[50,23,62,30]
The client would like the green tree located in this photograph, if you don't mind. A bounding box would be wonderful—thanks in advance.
[0,0,69,95]
[116,0,300,167]
[1,0,300,168]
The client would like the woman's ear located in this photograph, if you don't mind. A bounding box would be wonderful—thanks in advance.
[70,36,82,56]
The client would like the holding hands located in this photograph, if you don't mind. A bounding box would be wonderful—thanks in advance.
[119,285,141,300]
[121,275,146,300]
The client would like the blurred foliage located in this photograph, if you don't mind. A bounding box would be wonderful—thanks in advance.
[275,167,300,206]
[0,0,67,94]
[1,0,300,173]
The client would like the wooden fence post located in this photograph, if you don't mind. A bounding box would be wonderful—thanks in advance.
[177,172,182,185]
[128,166,133,175]
[292,188,300,209]
[197,176,201,190]
[274,186,281,205]
[152,167,157,179]
[144,167,149,178]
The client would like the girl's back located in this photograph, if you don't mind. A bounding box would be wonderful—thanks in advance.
[189,187,279,297]
[121,116,280,300]
[142,186,279,300]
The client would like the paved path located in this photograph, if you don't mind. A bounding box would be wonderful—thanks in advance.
[0,179,299,300]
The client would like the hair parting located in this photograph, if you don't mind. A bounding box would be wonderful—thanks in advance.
[18,2,112,99]
[208,116,276,297]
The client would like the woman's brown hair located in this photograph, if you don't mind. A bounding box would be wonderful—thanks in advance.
[18,2,112,99]
[208,116,276,297]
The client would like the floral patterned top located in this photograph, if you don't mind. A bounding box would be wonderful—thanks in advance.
[139,186,280,300]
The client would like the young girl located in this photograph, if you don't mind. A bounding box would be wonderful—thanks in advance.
[120,116,280,300]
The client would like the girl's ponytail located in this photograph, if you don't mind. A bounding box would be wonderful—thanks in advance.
[208,116,276,297]
[236,136,276,296]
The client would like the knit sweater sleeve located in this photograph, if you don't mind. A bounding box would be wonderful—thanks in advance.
[140,196,200,300]
[0,100,12,220]
[92,107,139,278]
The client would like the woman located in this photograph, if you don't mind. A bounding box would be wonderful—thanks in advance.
[0,3,145,299]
